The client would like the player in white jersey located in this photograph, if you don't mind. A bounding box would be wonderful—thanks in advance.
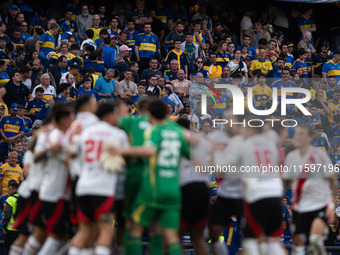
[211,113,245,255]
[23,121,55,255]
[36,104,75,255]
[68,102,130,255]
[65,96,99,236]
[178,119,211,255]
[9,140,35,255]
[284,125,337,255]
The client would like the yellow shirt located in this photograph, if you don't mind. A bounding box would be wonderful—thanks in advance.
[327,100,340,124]
[252,84,273,107]
[310,87,327,101]
[0,163,24,194]
[203,65,222,78]
[250,59,273,74]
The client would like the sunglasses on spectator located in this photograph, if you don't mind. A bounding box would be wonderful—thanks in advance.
[197,61,203,63]
[261,98,267,101]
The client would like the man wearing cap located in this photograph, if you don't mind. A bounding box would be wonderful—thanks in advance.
[118,45,132,64]
[5,5,19,29]
[110,34,120,54]
[0,103,25,159]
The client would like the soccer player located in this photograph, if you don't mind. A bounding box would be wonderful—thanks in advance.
[68,102,130,255]
[37,104,75,254]
[114,99,190,255]
[117,98,155,253]
[284,125,337,255]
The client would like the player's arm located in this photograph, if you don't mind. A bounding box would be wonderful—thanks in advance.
[108,145,156,157]
[326,176,338,224]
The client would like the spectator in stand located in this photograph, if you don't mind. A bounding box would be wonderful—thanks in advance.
[76,4,93,41]
[298,6,316,45]
[80,29,97,54]
[140,58,162,83]
[0,42,16,75]
[312,41,333,76]
[192,4,212,31]
[322,51,340,83]
[191,57,209,78]
[246,22,271,49]
[240,8,253,42]
[0,70,31,108]
[0,155,22,195]
[146,74,162,98]
[25,27,44,53]
[135,23,161,73]
[117,69,138,100]
[249,49,273,77]
[0,60,9,88]
[237,34,256,60]
[77,77,100,101]
[32,73,57,100]
[60,65,80,88]
[55,83,71,104]
[164,60,179,81]
[227,49,248,81]
[171,69,191,104]
[81,50,106,77]
[98,5,110,28]
[131,82,146,105]
[0,104,25,160]
[164,21,185,47]
[35,22,60,60]
[24,87,46,120]
[181,32,202,75]
[48,55,68,89]
[94,69,117,102]
[165,39,189,76]
[203,53,222,78]
[291,48,308,79]
[131,0,152,32]
[125,19,140,61]
[191,19,207,51]
[297,31,316,54]
[150,9,165,44]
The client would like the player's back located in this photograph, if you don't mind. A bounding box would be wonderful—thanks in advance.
[66,112,99,178]
[284,146,333,213]
[39,128,69,203]
[241,133,283,203]
[137,121,190,210]
[76,121,129,197]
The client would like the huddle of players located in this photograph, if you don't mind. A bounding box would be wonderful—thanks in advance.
[207,112,337,255]
[7,95,192,255]
[5,93,338,255]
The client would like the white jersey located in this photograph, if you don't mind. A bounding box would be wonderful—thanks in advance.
[214,135,244,199]
[39,128,70,203]
[17,150,33,199]
[76,121,130,197]
[65,112,99,178]
[180,135,211,187]
[28,125,54,192]
[284,146,334,213]
[240,133,283,203]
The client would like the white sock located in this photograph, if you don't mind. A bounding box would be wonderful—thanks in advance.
[292,245,305,255]
[80,249,94,255]
[9,245,24,255]
[23,236,42,255]
[68,247,80,255]
[211,240,228,255]
[309,234,326,255]
[267,240,286,255]
[94,246,111,255]
[242,238,260,255]
[37,237,64,255]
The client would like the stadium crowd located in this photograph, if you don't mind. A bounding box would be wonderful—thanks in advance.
[0,0,339,255]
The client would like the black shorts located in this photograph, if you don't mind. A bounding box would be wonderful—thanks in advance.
[113,199,124,228]
[12,196,31,235]
[77,195,114,223]
[29,191,44,228]
[293,207,327,239]
[244,197,282,238]
[180,182,210,230]
[209,196,243,226]
[41,200,70,236]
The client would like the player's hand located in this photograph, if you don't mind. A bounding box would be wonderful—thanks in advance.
[325,206,335,224]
